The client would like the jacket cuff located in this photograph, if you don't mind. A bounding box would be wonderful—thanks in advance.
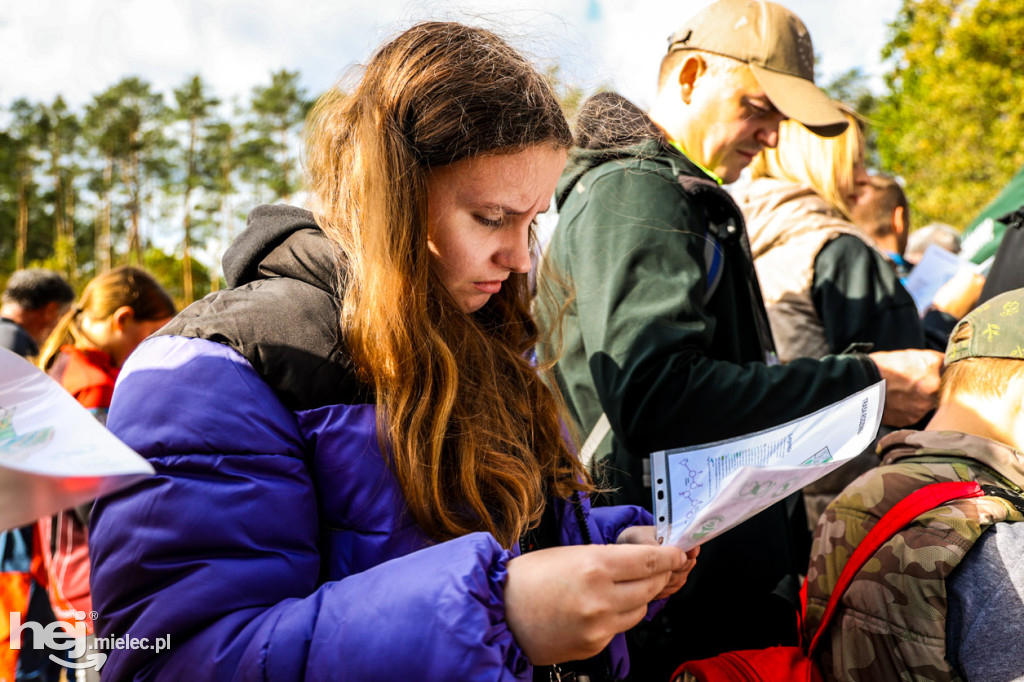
[491,551,531,678]
[852,353,882,383]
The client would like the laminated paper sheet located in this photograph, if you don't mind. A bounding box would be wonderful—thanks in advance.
[652,381,884,550]
[0,348,153,531]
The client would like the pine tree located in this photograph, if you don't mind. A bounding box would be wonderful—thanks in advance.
[244,70,310,203]
[6,100,41,270]
[37,96,82,280]
[83,86,126,272]
[172,75,221,303]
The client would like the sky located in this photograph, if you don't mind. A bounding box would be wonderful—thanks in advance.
[1,0,904,113]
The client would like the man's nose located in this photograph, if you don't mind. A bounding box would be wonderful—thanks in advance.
[757,122,781,149]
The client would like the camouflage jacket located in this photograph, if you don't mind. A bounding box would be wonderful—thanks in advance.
[805,430,1024,681]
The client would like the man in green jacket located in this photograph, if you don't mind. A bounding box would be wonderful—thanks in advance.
[534,0,944,678]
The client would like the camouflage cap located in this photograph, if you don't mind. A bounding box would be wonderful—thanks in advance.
[945,287,1024,365]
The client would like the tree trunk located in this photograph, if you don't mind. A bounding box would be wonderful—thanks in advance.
[98,153,113,272]
[51,133,66,273]
[65,168,78,281]
[15,169,28,271]
[182,113,197,303]
[128,148,142,264]
[279,119,291,203]
[213,129,235,293]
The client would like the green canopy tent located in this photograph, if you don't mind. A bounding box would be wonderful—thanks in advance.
[960,163,1024,264]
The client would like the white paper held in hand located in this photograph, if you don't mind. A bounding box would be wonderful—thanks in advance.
[652,381,884,550]
[0,348,154,531]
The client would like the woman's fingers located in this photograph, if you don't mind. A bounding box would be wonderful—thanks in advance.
[601,543,685,582]
[505,543,689,665]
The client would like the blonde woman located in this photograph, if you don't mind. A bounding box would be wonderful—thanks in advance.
[735,109,926,364]
[735,110,930,529]
[88,22,695,682]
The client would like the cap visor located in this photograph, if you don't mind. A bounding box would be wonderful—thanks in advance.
[749,64,848,137]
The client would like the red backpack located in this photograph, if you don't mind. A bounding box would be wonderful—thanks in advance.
[670,480,989,682]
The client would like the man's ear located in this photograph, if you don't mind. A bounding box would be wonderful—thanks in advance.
[677,55,705,105]
[893,205,908,237]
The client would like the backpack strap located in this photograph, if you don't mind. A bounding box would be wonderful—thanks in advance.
[807,480,986,655]
[579,413,611,471]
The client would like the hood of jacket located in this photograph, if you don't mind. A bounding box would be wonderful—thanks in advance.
[879,429,1024,490]
[222,204,340,294]
[160,204,359,411]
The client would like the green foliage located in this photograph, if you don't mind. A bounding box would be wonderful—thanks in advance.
[876,0,1024,229]
[1,58,597,289]
[242,70,311,202]
[143,246,212,307]
[821,67,881,168]
[0,70,319,286]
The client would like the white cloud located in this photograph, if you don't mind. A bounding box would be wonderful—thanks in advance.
[1,0,901,111]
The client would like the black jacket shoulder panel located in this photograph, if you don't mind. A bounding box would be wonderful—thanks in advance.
[158,205,373,410]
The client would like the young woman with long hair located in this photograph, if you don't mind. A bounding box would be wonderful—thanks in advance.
[34,265,174,679]
[88,22,695,681]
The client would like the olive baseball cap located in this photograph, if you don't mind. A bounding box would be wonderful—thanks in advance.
[667,0,848,137]
[945,288,1024,365]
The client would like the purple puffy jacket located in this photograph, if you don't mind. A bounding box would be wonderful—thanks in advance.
[88,206,652,681]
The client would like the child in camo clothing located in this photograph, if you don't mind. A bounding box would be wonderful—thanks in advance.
[806,287,1024,682]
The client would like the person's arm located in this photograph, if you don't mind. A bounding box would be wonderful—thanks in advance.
[946,523,1024,681]
[811,234,926,354]
[922,270,986,350]
[89,336,526,681]
[556,169,879,456]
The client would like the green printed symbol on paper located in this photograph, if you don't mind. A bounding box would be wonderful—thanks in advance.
[692,515,724,541]
[740,480,774,498]
[770,478,797,498]
[801,447,832,466]
[0,406,54,461]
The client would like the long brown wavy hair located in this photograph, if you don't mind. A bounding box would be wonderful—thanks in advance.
[305,22,590,549]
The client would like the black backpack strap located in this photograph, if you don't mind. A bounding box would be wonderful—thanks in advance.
[979,484,1024,516]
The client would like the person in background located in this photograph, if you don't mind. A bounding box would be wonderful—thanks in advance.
[87,22,695,682]
[975,206,1024,305]
[33,266,175,681]
[851,177,985,342]
[736,110,932,531]
[805,287,1024,681]
[905,222,962,265]
[849,173,913,278]
[533,1,943,677]
[737,109,926,365]
[1,269,75,682]
[0,269,75,360]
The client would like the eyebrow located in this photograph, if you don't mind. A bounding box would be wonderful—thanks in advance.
[743,96,782,116]
[475,202,551,215]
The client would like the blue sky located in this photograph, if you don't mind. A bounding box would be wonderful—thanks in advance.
[2,0,904,111]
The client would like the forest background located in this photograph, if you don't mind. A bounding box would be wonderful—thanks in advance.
[1,0,1021,305]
